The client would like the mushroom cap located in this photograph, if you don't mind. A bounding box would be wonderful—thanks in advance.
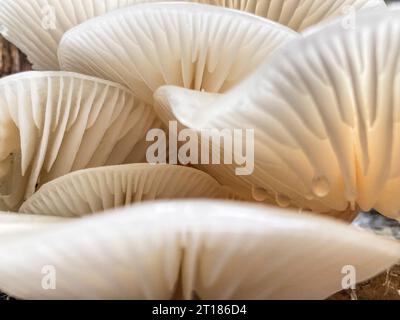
[0,0,384,70]
[204,0,386,31]
[0,211,67,237]
[0,0,154,70]
[20,164,233,217]
[154,85,356,221]
[0,71,157,211]
[0,200,398,299]
[58,2,298,104]
[154,9,400,220]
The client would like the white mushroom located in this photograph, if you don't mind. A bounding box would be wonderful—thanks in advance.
[0,0,397,301]
[58,2,299,105]
[0,71,157,211]
[0,211,67,236]
[20,164,233,217]
[0,200,398,299]
[155,9,400,220]
[0,0,384,70]
[0,0,155,70]
[199,0,386,31]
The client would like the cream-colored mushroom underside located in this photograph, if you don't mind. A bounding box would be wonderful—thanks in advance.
[0,72,156,211]
[154,10,400,220]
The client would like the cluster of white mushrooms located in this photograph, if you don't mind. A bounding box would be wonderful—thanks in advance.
[0,0,399,300]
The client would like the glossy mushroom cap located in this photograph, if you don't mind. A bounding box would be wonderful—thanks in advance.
[58,2,299,104]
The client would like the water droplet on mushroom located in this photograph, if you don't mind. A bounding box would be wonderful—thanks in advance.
[275,193,291,208]
[312,176,330,198]
[252,186,269,202]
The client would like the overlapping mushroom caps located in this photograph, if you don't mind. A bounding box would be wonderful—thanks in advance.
[56,2,300,202]
[57,2,394,214]
[0,0,383,70]
[0,71,157,211]
[0,200,399,299]
[0,0,151,70]
[154,9,400,221]
[19,164,233,216]
[58,2,299,105]
[0,0,398,302]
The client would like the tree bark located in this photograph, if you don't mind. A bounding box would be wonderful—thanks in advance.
[0,36,32,77]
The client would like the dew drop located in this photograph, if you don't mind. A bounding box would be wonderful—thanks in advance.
[252,186,269,202]
[275,193,291,208]
[312,176,330,198]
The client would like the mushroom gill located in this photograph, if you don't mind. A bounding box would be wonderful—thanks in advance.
[0,0,152,70]
[0,0,384,70]
[0,200,398,299]
[154,9,400,221]
[19,164,233,217]
[0,71,157,211]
